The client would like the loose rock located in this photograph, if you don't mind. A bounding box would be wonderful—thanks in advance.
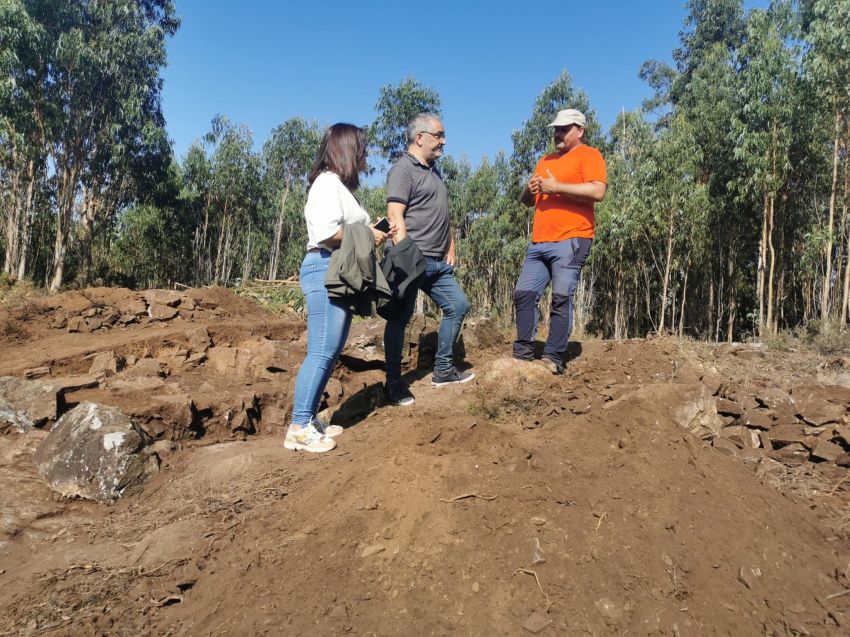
[33,402,157,502]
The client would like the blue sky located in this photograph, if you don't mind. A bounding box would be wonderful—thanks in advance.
[162,1,767,166]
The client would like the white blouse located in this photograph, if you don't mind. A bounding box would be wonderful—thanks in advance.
[304,171,370,250]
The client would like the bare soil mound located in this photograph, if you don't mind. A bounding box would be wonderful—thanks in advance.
[2,288,850,635]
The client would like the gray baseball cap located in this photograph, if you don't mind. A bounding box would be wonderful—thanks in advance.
[547,109,587,128]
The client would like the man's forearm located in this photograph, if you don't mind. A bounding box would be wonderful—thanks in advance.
[520,185,536,207]
[387,201,408,241]
[550,180,606,203]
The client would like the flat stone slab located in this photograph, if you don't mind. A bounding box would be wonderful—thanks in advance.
[0,377,61,432]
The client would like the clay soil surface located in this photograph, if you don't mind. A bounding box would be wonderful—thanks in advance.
[2,287,850,636]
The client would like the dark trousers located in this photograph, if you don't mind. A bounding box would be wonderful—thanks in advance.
[513,238,592,363]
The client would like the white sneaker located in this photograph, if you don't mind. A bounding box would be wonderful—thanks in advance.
[284,424,336,453]
[312,417,344,438]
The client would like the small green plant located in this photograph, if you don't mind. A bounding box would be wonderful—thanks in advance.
[797,319,850,355]
[1,320,23,337]
[759,329,796,352]
[812,330,850,356]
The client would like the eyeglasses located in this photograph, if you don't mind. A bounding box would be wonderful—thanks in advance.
[420,130,446,140]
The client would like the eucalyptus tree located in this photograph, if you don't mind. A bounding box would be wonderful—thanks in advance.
[261,117,321,280]
[102,161,187,288]
[201,116,261,285]
[731,3,798,334]
[0,0,48,280]
[672,0,746,103]
[370,76,441,162]
[643,113,708,334]
[443,154,504,311]
[181,142,213,284]
[592,110,654,339]
[802,0,850,323]
[439,154,472,240]
[509,71,601,198]
[43,0,178,291]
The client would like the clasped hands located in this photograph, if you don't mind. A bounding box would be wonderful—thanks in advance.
[528,169,559,196]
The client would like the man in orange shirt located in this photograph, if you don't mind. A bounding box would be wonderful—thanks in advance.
[513,108,607,373]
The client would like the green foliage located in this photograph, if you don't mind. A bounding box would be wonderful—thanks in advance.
[800,320,850,355]
[234,283,305,316]
[369,76,441,161]
[510,71,601,194]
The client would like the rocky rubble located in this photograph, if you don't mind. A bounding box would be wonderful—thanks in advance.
[676,381,850,468]
[41,287,228,333]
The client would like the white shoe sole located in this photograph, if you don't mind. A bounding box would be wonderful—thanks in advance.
[284,437,336,453]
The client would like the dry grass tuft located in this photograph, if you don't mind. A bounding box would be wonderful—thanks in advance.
[470,373,557,423]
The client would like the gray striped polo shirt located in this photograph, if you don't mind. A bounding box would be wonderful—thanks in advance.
[386,152,450,258]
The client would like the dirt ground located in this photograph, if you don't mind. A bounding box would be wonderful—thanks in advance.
[2,287,850,636]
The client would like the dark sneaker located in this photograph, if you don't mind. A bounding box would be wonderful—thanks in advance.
[431,367,476,386]
[386,381,415,406]
[534,357,565,375]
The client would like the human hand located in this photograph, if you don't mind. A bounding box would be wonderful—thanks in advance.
[538,169,560,194]
[528,175,543,196]
[369,224,389,246]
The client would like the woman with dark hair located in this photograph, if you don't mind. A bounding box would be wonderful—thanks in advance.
[286,123,393,453]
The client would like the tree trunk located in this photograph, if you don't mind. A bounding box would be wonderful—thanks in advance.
[821,107,841,323]
[727,256,736,343]
[658,208,674,334]
[3,142,21,275]
[213,199,229,285]
[268,183,290,280]
[242,221,253,283]
[16,160,37,280]
[678,255,690,338]
[840,150,850,325]
[49,166,78,292]
[766,192,776,333]
[757,192,768,336]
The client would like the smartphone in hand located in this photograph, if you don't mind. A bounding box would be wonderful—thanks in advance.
[373,217,391,233]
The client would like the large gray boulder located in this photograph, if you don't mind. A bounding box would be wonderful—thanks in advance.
[33,402,157,503]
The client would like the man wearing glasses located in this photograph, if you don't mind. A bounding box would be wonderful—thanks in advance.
[383,113,474,407]
[513,108,607,374]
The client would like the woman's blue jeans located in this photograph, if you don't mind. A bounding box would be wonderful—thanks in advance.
[290,250,353,426]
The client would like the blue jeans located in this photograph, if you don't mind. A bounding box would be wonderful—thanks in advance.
[291,250,353,425]
[513,238,591,363]
[384,257,470,381]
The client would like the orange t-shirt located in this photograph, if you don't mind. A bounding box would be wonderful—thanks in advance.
[531,144,607,242]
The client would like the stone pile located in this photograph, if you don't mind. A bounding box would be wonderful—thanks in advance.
[49,289,225,333]
[677,382,850,467]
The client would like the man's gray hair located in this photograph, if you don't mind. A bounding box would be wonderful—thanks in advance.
[407,113,441,144]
